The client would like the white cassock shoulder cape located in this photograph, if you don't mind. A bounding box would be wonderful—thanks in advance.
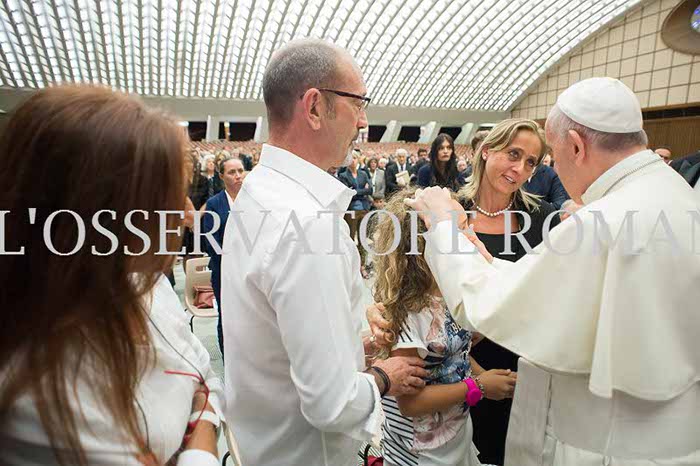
[424,150,700,464]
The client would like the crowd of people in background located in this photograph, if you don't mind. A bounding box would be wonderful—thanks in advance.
[184,134,697,288]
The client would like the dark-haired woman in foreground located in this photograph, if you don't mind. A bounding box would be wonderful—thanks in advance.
[0,85,223,466]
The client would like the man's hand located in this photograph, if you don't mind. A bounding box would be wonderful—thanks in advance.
[366,303,393,347]
[478,369,517,400]
[373,356,429,397]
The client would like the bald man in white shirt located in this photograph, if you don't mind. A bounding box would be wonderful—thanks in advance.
[221,39,428,466]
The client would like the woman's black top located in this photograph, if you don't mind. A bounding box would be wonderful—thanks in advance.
[416,164,466,191]
[463,196,560,466]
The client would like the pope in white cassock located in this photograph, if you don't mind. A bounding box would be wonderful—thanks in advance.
[386,78,700,465]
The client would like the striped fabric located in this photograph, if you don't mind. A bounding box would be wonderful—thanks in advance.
[381,396,418,466]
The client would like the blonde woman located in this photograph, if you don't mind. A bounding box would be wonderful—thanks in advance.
[452,119,558,464]
[370,118,560,465]
[372,191,516,466]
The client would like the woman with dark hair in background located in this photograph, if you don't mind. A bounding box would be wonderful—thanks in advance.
[0,85,223,466]
[417,133,466,191]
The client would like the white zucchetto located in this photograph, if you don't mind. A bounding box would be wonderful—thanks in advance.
[556,77,643,133]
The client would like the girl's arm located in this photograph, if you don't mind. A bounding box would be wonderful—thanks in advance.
[393,349,518,418]
[392,348,467,418]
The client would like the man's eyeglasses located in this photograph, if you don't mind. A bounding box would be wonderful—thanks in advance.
[317,88,371,110]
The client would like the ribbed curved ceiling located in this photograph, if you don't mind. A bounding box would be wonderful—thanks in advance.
[0,0,643,110]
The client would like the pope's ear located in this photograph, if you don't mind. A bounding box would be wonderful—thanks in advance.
[567,129,585,159]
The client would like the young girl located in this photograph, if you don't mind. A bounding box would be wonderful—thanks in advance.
[372,190,516,466]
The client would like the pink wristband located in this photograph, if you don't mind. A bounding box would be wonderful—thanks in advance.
[464,378,483,406]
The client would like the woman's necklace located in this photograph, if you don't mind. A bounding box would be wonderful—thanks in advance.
[475,195,514,218]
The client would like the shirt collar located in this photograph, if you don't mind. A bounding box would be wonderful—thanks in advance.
[225,190,235,209]
[259,143,355,209]
[581,149,661,205]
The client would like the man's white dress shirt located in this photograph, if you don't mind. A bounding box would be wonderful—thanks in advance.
[424,150,700,465]
[221,144,382,466]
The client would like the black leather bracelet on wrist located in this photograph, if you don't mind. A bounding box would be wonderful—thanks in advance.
[370,366,391,397]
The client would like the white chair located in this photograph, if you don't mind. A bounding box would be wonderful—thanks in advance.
[221,421,244,466]
[184,256,218,332]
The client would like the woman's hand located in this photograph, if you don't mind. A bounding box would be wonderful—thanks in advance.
[190,383,214,414]
[478,369,517,400]
[178,383,218,457]
[136,451,159,466]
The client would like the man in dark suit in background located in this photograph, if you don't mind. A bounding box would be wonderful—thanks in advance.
[202,156,246,354]
[654,146,673,165]
[385,148,412,197]
[410,148,429,175]
[523,163,570,210]
[670,150,700,189]
[409,148,429,184]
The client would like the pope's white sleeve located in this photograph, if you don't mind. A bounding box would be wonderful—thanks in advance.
[423,220,502,331]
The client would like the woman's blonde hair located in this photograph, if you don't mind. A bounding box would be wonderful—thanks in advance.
[460,118,547,212]
[372,188,448,349]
